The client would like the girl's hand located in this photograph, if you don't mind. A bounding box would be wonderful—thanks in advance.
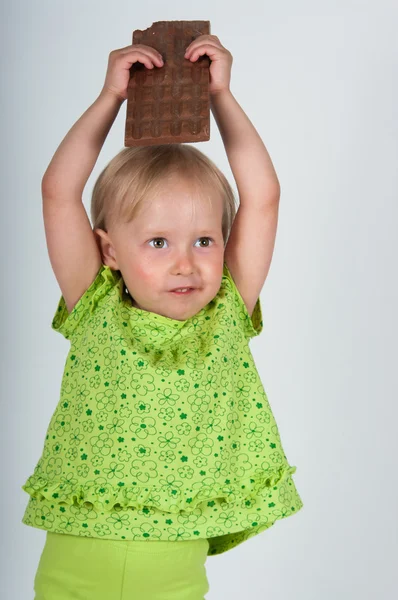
[184,35,233,96]
[100,44,164,102]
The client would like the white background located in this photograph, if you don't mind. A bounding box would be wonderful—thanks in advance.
[2,1,397,598]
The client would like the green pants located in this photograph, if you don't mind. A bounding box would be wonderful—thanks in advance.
[34,532,210,599]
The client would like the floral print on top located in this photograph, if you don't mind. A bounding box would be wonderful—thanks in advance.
[21,262,303,556]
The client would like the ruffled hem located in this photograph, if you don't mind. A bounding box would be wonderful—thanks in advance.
[22,465,297,515]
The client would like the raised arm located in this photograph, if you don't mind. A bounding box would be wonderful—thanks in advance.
[210,90,280,205]
[42,90,124,313]
[184,34,281,317]
[42,90,124,199]
[211,89,281,317]
[41,45,163,313]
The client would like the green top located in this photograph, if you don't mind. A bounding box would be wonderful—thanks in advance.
[21,262,303,556]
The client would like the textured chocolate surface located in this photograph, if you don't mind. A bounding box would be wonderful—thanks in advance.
[124,20,211,146]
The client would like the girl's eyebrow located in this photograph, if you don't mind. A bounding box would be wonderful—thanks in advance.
[141,228,218,235]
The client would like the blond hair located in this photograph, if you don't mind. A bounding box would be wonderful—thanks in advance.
[90,144,237,244]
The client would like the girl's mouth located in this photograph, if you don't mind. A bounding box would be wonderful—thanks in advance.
[170,288,196,295]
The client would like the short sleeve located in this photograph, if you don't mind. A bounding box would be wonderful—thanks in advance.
[222,262,263,340]
[51,264,116,340]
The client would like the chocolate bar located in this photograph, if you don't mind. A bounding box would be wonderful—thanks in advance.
[124,20,211,146]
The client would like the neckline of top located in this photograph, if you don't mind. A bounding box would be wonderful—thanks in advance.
[101,264,229,329]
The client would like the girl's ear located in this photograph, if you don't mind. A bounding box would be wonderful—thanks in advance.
[93,228,120,270]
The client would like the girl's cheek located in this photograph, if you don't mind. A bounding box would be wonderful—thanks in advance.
[133,260,158,284]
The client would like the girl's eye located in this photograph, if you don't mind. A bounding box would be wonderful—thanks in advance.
[196,237,213,247]
[148,237,213,249]
[149,238,167,249]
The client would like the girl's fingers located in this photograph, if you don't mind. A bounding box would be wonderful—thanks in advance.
[111,45,164,66]
[125,52,163,69]
[185,35,221,57]
[185,40,222,59]
[127,52,163,68]
[129,47,164,64]
[185,42,222,61]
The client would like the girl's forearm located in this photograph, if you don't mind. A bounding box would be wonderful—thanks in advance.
[42,90,124,198]
[210,90,280,206]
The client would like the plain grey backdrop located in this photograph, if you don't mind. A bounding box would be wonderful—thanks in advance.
[2,1,397,598]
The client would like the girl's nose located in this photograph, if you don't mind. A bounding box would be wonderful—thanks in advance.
[172,254,195,275]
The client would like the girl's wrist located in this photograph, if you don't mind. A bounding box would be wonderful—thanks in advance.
[98,87,126,106]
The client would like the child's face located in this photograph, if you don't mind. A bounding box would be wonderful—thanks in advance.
[96,177,225,321]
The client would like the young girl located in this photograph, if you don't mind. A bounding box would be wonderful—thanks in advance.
[22,35,304,599]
